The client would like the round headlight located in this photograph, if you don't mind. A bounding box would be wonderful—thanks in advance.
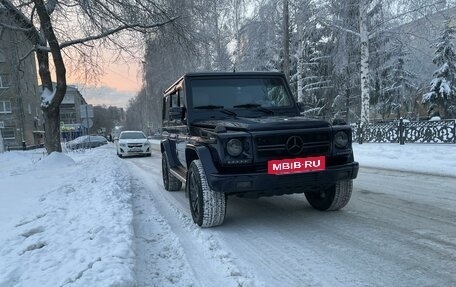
[226,139,243,157]
[334,131,349,148]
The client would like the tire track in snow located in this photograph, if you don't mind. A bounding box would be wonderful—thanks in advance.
[128,156,262,287]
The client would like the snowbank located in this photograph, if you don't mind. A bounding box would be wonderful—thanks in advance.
[353,143,456,177]
[0,146,135,287]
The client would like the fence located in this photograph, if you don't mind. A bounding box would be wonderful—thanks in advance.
[352,119,456,144]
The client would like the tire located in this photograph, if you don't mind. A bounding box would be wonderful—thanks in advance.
[162,153,182,191]
[187,160,226,227]
[117,153,123,158]
[305,180,353,211]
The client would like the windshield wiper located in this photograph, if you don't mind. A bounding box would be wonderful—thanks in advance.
[233,103,274,115]
[194,105,237,116]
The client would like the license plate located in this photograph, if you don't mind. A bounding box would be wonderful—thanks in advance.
[130,148,142,152]
[268,156,326,175]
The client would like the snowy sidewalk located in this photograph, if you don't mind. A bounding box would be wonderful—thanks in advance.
[0,145,136,286]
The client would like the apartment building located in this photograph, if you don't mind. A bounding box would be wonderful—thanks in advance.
[59,85,88,140]
[0,11,43,149]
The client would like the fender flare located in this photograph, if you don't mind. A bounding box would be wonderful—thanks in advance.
[160,139,180,168]
[186,145,218,190]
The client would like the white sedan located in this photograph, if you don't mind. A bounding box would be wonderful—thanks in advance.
[116,131,152,158]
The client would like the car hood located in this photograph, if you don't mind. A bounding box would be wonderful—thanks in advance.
[192,116,330,132]
[118,139,149,143]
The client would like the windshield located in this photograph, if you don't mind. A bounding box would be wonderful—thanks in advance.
[190,78,292,110]
[120,132,146,139]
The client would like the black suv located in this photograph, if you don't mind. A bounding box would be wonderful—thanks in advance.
[161,72,358,227]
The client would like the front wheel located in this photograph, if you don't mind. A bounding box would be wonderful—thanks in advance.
[187,160,226,227]
[305,180,353,211]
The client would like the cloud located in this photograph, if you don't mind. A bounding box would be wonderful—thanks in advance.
[73,84,138,109]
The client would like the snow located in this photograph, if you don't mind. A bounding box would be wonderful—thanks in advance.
[0,142,455,286]
[353,143,456,177]
[0,146,135,287]
[40,88,55,108]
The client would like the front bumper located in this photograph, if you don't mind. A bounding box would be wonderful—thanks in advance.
[207,162,359,197]
[119,146,151,156]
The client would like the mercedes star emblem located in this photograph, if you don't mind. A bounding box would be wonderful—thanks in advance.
[286,136,304,155]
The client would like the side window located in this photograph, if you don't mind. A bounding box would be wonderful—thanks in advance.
[162,81,185,128]
[162,95,170,126]
[171,92,179,108]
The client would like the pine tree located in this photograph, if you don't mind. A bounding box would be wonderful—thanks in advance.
[423,20,456,118]
[387,57,417,118]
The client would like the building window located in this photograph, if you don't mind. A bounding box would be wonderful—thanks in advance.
[0,74,10,88]
[1,127,15,139]
[0,101,12,113]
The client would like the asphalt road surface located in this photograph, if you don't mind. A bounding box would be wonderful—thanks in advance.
[127,155,456,287]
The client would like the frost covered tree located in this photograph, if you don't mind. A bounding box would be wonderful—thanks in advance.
[0,0,178,153]
[319,0,449,137]
[423,20,456,118]
[386,56,417,118]
[237,0,281,71]
[372,39,417,120]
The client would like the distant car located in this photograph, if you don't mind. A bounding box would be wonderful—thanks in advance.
[116,131,152,158]
[66,135,108,150]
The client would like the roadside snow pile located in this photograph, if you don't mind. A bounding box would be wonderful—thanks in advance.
[0,146,135,287]
[353,143,456,177]
[34,151,76,168]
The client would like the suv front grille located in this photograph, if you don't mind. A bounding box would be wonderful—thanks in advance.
[255,131,331,159]
[128,143,143,148]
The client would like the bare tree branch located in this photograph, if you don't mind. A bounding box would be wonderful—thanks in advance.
[0,0,40,42]
[0,22,34,33]
[59,17,179,49]
[369,0,447,39]
[318,20,361,38]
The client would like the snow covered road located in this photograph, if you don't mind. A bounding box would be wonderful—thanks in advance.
[126,155,456,287]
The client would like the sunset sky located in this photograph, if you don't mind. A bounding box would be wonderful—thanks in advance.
[68,54,143,109]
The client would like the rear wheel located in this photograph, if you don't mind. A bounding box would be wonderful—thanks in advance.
[187,160,226,227]
[305,180,353,211]
[161,153,182,191]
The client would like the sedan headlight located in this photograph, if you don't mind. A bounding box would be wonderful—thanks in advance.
[226,138,243,157]
[143,142,150,146]
[334,131,349,148]
[119,143,127,147]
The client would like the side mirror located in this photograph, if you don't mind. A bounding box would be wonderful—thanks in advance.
[169,106,185,122]
[332,119,347,125]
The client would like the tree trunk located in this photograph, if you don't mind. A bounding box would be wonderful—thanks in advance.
[359,1,370,139]
[43,106,62,152]
[282,0,290,81]
[297,42,304,102]
[35,0,67,154]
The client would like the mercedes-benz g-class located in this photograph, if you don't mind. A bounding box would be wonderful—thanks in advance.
[161,72,359,227]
